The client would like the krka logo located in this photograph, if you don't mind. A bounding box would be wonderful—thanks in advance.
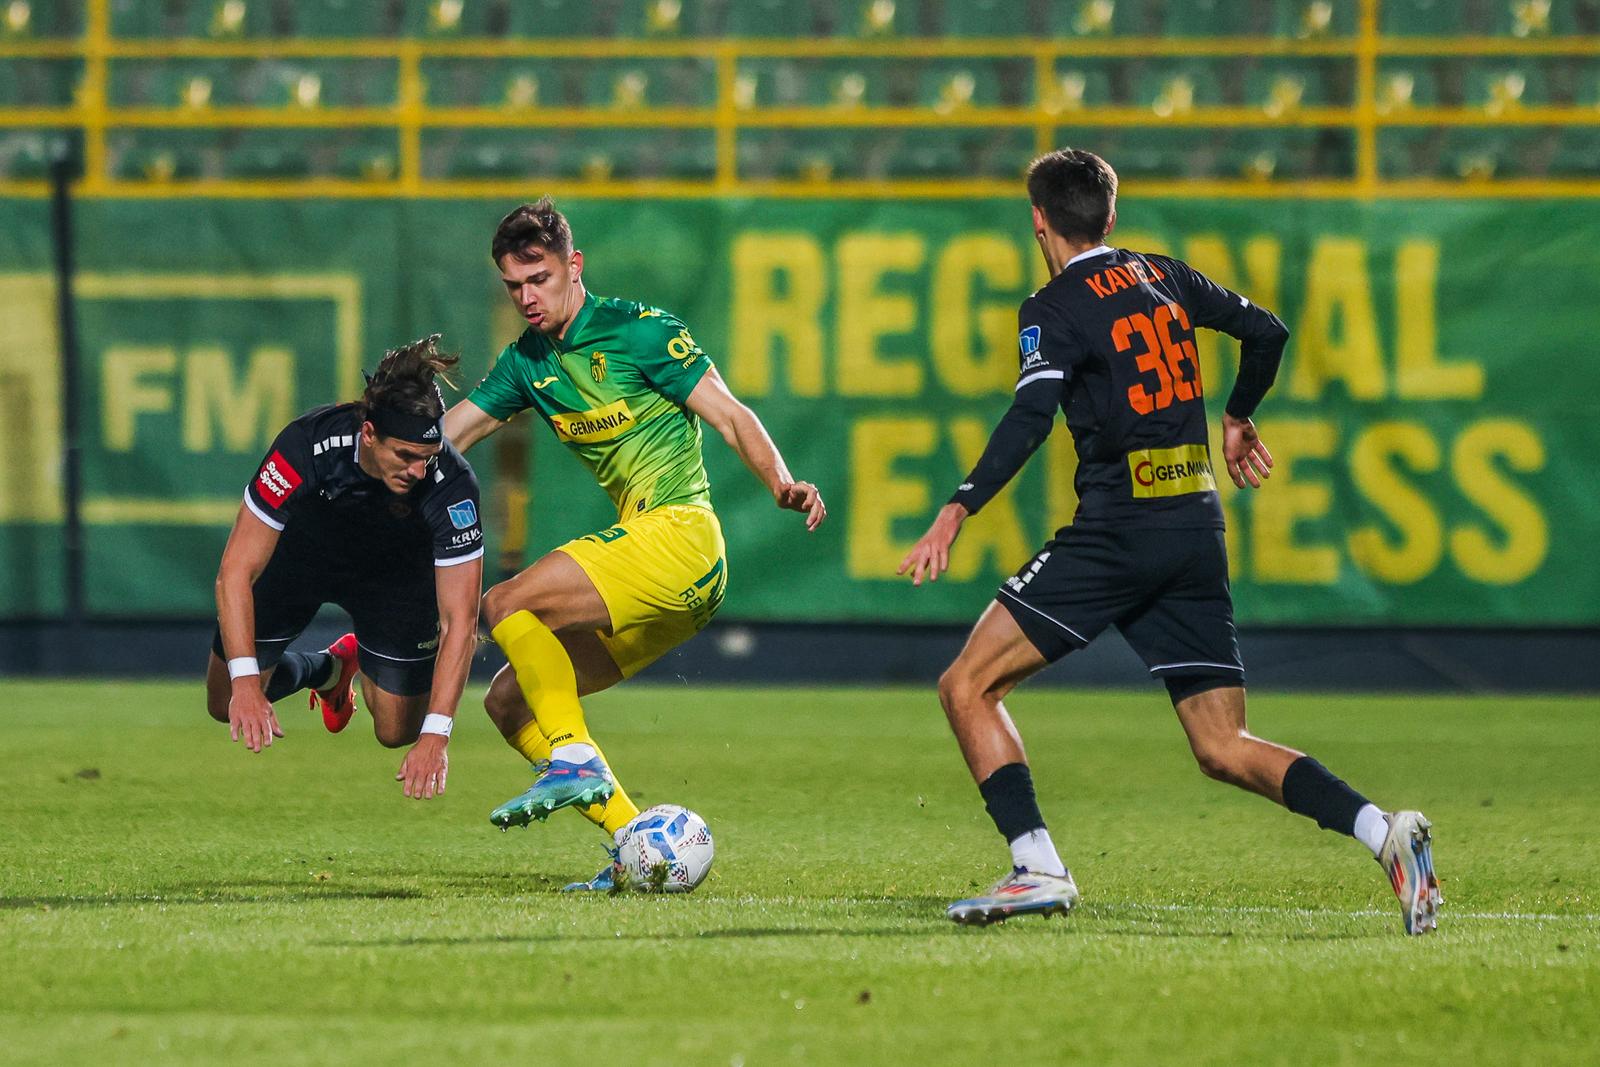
[590,351,608,383]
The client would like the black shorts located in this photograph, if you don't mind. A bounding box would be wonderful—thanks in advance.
[211,540,439,696]
[996,526,1244,700]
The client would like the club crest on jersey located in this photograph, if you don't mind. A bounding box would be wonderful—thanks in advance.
[447,499,479,529]
[590,351,607,383]
[256,451,302,508]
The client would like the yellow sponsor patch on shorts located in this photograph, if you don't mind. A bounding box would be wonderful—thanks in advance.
[549,399,635,443]
[1128,444,1217,498]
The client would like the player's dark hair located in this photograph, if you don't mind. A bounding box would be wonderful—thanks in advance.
[491,196,574,264]
[1026,148,1118,245]
[358,334,459,429]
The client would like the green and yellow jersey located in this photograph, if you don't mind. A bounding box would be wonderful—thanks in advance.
[467,291,714,519]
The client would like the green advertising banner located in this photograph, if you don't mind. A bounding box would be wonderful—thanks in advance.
[1,196,1596,625]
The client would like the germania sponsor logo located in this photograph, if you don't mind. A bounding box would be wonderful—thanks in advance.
[256,451,302,507]
[1018,325,1041,357]
[447,499,478,529]
[550,399,635,443]
[1128,444,1216,498]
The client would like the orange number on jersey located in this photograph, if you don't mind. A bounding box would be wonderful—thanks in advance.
[1114,303,1202,416]
[1113,312,1173,415]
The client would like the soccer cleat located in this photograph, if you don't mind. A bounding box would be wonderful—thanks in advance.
[488,756,615,830]
[561,847,623,893]
[1378,810,1441,935]
[947,867,1080,926]
[308,632,360,733]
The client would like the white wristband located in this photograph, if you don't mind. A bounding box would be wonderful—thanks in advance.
[227,656,260,680]
[419,713,454,738]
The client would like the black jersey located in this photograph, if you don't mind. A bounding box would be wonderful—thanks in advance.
[242,403,484,574]
[951,246,1287,531]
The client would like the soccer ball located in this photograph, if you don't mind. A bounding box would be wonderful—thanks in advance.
[616,805,714,893]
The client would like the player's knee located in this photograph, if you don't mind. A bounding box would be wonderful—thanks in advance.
[373,719,417,749]
[480,583,516,629]
[938,664,981,718]
[483,683,521,732]
[206,696,229,724]
[1192,737,1248,785]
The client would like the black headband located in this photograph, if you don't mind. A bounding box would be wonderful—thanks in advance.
[368,405,443,444]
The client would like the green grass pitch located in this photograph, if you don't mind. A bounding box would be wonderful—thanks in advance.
[3,679,1596,1065]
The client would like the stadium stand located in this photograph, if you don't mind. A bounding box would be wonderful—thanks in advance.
[0,0,1596,189]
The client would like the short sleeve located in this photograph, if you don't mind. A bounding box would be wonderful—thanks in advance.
[465,341,533,422]
[243,421,315,531]
[425,457,485,567]
[631,310,714,406]
[1014,295,1084,393]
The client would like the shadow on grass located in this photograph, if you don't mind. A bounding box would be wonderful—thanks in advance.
[0,879,425,910]
[314,925,958,948]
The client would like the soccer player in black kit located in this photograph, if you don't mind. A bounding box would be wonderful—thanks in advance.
[900,150,1440,935]
[207,335,484,801]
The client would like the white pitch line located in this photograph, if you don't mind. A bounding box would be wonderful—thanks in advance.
[1099,903,1600,924]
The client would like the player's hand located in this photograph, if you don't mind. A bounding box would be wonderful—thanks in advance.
[776,480,827,531]
[228,681,283,754]
[1222,414,1274,490]
[396,733,449,800]
[898,503,969,586]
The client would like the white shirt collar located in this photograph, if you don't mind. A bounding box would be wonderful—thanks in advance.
[1066,244,1114,268]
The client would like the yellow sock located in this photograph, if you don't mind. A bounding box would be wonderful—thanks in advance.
[490,610,591,749]
[492,620,636,838]
[506,718,551,763]
[577,738,641,837]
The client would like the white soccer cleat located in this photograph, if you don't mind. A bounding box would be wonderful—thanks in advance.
[1378,810,1441,935]
[947,867,1080,926]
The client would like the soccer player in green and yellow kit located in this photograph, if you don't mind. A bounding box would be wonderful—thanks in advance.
[444,199,825,889]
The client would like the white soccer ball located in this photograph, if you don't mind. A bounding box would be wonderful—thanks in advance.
[616,804,714,893]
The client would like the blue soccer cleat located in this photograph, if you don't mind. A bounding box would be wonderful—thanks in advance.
[488,757,615,830]
[947,867,1080,926]
[561,847,623,893]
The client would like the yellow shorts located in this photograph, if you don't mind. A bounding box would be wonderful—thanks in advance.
[556,504,728,679]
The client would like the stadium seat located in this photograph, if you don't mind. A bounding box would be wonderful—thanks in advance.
[1374,63,1440,113]
[0,59,81,107]
[1550,128,1600,176]
[1244,62,1334,116]
[736,59,887,108]
[1133,63,1224,115]
[1044,62,1117,113]
[224,130,313,177]
[1228,127,1354,178]
[1465,62,1548,113]
[1268,0,1355,39]
[404,0,514,36]
[723,0,824,37]
[1162,0,1256,37]
[290,0,404,37]
[1381,0,1468,34]
[1046,0,1152,38]
[4,0,83,35]
[939,0,1039,37]
[0,129,56,180]
[914,59,1031,111]
[1104,129,1227,179]
[503,0,611,36]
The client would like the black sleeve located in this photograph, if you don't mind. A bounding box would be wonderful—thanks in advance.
[948,296,1079,515]
[242,420,316,531]
[423,454,485,567]
[1160,256,1289,420]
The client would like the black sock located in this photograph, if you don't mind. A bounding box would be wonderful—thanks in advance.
[264,651,334,703]
[1281,756,1371,836]
[978,762,1048,842]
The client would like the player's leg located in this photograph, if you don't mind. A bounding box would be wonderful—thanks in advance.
[942,533,1132,925]
[342,574,449,748]
[481,549,622,823]
[1128,529,1438,934]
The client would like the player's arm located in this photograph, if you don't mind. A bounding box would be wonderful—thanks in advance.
[215,503,283,753]
[1163,257,1286,489]
[445,342,534,453]
[443,398,504,453]
[900,301,1072,585]
[686,365,826,531]
[394,554,483,800]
